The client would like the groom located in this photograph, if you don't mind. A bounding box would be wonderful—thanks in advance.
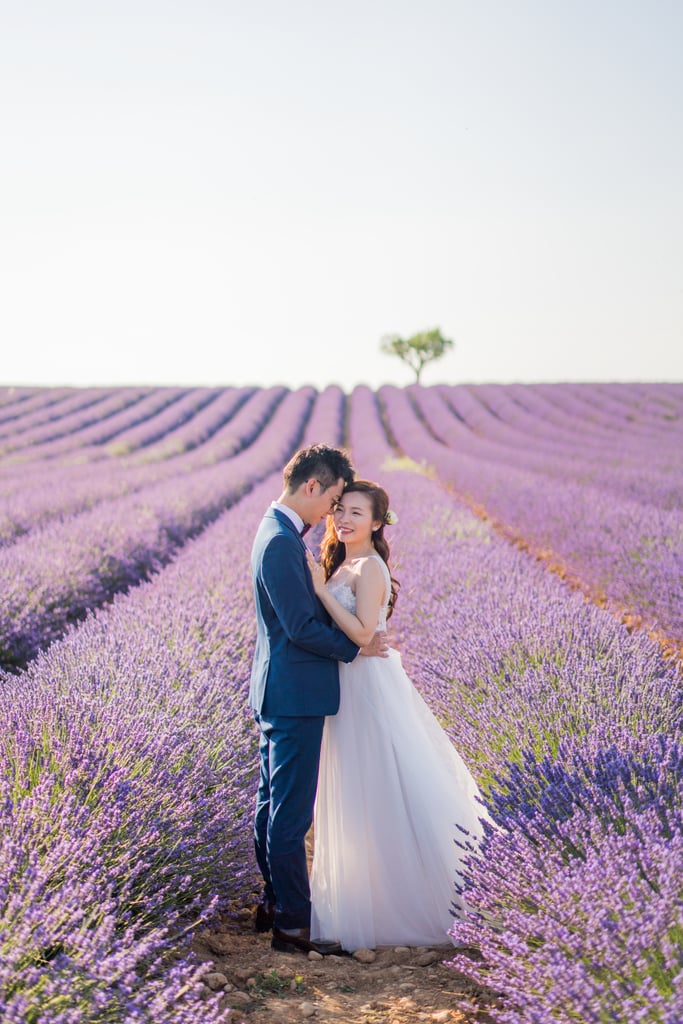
[249,443,388,955]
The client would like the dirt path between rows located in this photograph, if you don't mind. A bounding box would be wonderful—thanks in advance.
[191,897,496,1024]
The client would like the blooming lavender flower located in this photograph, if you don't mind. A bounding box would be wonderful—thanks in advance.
[0,387,281,551]
[0,380,680,1021]
[0,387,81,431]
[0,468,298,1019]
[0,388,314,668]
[447,747,683,1024]
[0,388,119,445]
[379,384,683,642]
[0,389,154,459]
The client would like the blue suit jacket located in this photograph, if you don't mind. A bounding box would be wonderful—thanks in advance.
[249,508,360,717]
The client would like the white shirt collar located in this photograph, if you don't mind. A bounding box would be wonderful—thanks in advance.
[271,500,305,535]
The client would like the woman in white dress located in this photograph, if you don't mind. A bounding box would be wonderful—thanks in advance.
[305,480,490,953]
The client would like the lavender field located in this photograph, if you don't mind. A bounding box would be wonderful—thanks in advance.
[1,382,681,1023]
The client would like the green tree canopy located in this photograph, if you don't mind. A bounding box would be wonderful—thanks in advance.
[380,327,454,383]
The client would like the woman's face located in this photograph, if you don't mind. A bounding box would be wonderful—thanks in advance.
[333,491,381,545]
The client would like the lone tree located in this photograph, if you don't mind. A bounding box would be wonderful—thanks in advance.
[380,327,454,383]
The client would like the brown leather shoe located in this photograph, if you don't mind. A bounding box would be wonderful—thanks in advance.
[254,899,275,933]
[271,926,345,956]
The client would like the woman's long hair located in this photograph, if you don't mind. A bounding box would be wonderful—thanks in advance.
[319,479,400,619]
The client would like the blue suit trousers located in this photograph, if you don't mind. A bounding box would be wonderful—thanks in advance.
[253,712,325,930]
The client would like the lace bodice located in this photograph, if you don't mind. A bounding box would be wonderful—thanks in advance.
[327,553,390,631]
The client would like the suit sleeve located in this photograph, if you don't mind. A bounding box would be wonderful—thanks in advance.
[261,534,360,663]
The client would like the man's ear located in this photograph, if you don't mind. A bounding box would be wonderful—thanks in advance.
[303,478,318,497]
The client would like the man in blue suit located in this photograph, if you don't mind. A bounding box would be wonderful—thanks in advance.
[250,443,387,955]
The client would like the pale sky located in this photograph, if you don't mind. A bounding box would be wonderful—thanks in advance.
[1,0,682,391]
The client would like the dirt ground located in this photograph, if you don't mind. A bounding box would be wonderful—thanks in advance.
[191,897,497,1024]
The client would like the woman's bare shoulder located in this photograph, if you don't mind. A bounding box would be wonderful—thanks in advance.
[355,555,386,586]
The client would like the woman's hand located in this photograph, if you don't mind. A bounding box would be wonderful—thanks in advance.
[306,550,326,594]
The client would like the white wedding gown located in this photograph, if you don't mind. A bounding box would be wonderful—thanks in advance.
[310,554,489,951]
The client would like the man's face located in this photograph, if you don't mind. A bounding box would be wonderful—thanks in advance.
[311,477,345,524]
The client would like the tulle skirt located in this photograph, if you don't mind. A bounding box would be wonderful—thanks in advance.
[310,648,488,951]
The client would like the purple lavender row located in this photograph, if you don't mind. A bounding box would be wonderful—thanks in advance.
[448,746,682,1024]
[0,387,314,669]
[425,383,681,506]
[462,381,648,461]
[574,381,683,428]
[625,382,683,422]
[97,387,223,457]
[442,382,665,480]
[535,381,683,440]
[0,387,278,493]
[346,385,683,1021]
[0,387,113,438]
[0,470,297,1021]
[628,381,683,411]
[0,387,75,425]
[611,380,683,403]
[0,387,282,547]
[413,385,682,509]
[0,386,246,466]
[589,380,671,419]
[104,387,283,468]
[121,385,255,462]
[0,388,156,457]
[298,384,346,447]
[0,388,191,462]
[381,385,683,642]
[458,382,677,468]
[0,386,347,1018]
[348,386,681,774]
[443,383,681,466]
[0,387,41,412]
[532,380,675,436]
[0,389,348,1015]
[2,382,679,1015]
[503,382,682,455]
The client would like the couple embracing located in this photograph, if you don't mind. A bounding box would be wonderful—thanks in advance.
[249,444,487,956]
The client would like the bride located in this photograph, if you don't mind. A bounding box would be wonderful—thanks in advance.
[305,479,489,952]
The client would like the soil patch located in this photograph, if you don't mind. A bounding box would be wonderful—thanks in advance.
[191,899,497,1023]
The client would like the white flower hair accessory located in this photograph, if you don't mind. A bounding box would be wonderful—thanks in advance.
[384,509,399,526]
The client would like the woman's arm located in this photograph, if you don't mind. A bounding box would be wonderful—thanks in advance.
[306,552,386,647]
[261,536,360,662]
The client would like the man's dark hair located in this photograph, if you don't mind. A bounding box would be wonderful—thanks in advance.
[283,444,355,493]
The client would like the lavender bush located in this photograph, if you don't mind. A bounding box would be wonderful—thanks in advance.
[125,386,253,462]
[0,388,118,445]
[346,384,682,1022]
[0,381,680,1021]
[0,387,280,548]
[379,384,683,642]
[0,387,314,668]
[423,384,682,507]
[447,744,683,1023]
[0,386,350,1018]
[0,389,152,459]
[0,468,294,1020]
[0,387,49,417]
[99,387,220,456]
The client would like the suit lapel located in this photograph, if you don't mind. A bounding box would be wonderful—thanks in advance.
[268,508,325,612]
[269,507,306,549]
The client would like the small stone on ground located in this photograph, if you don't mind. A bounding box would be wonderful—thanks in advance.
[352,947,377,964]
